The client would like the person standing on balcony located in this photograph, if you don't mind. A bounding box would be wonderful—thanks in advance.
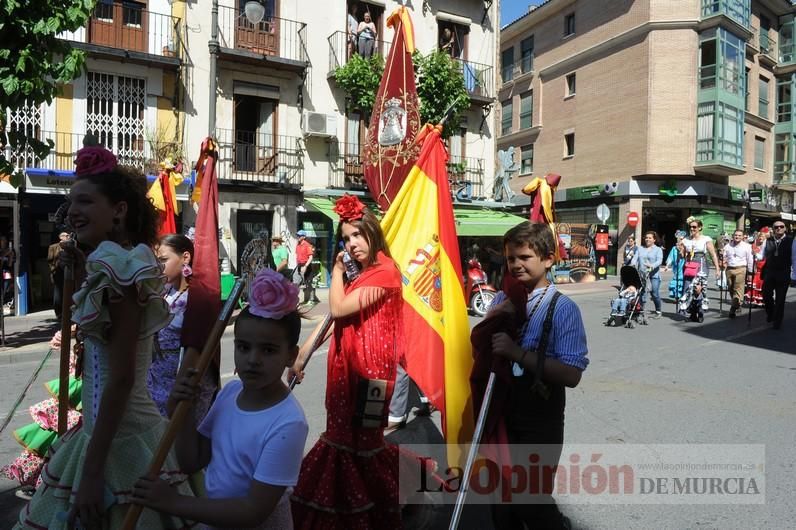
[347,2,359,59]
[357,11,377,58]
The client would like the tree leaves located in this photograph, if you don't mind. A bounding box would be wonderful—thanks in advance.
[0,0,92,184]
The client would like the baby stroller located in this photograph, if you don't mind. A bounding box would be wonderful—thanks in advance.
[606,266,648,328]
[679,272,709,322]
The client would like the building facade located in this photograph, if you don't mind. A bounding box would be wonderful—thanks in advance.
[182,0,499,278]
[498,0,796,267]
[5,0,187,314]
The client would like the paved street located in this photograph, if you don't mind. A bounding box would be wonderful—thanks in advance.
[0,276,794,528]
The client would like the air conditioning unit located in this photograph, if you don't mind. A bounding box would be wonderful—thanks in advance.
[301,111,337,138]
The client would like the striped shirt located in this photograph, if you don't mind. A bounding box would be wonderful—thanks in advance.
[491,285,589,372]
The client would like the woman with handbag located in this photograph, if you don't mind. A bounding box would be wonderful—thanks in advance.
[290,195,405,529]
[680,218,720,305]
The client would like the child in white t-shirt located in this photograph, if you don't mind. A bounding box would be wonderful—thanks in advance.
[132,269,308,529]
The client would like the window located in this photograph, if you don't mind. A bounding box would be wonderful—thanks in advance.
[564,13,575,36]
[502,48,515,82]
[696,100,743,166]
[519,91,533,129]
[520,144,534,174]
[521,36,534,73]
[782,15,795,63]
[700,0,750,28]
[564,133,575,157]
[775,133,795,180]
[438,21,468,59]
[86,72,146,168]
[233,93,277,174]
[759,15,772,54]
[566,73,576,96]
[699,28,744,96]
[754,137,766,169]
[501,99,513,135]
[6,102,43,169]
[759,76,769,119]
[777,75,793,123]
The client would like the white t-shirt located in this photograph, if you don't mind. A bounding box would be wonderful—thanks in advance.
[198,380,309,499]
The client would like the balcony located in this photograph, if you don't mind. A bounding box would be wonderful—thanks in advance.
[7,130,181,174]
[327,30,392,76]
[215,128,303,187]
[217,5,307,71]
[447,156,486,201]
[455,59,494,106]
[60,2,181,68]
[700,0,750,29]
[328,141,368,191]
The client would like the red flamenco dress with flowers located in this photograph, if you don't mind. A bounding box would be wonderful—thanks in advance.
[291,196,405,530]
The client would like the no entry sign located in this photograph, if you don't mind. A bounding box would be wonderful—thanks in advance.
[627,211,640,228]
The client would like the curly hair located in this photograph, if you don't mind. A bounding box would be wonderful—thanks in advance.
[76,165,160,247]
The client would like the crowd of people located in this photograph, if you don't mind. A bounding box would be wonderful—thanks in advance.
[2,142,593,529]
[619,216,796,328]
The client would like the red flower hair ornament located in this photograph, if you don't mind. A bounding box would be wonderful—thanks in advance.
[75,146,118,177]
[333,194,367,223]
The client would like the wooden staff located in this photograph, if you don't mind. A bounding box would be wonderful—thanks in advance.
[57,263,74,435]
[121,278,245,530]
[289,313,333,390]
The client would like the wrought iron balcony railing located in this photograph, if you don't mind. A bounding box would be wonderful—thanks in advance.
[327,30,392,74]
[447,155,485,200]
[5,130,181,174]
[60,3,181,60]
[455,58,494,100]
[215,128,304,186]
[218,5,307,64]
[328,141,369,191]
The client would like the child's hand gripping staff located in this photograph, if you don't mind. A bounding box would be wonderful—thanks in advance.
[120,278,246,530]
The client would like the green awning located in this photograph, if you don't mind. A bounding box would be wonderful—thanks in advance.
[304,197,525,238]
[453,208,526,237]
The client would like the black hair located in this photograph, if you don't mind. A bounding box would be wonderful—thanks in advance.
[503,221,556,259]
[234,306,302,346]
[76,166,159,247]
[334,207,391,266]
[160,234,194,265]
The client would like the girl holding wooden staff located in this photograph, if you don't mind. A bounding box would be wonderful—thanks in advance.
[15,145,194,529]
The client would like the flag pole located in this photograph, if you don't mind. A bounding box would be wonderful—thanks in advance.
[121,278,245,530]
[449,370,496,530]
[289,313,333,390]
[57,261,74,435]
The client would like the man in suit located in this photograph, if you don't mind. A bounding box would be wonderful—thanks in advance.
[760,220,795,329]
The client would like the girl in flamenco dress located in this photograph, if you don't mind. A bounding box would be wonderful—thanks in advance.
[15,145,195,529]
[289,194,405,529]
[147,233,216,425]
[1,329,82,499]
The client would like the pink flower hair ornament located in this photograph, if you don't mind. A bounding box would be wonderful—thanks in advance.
[247,268,300,319]
[75,145,118,177]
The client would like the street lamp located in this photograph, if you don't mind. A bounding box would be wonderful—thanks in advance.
[244,1,266,24]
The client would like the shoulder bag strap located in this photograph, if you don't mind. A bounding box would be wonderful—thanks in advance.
[530,291,562,399]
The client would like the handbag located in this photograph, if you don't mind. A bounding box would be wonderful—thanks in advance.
[683,261,701,278]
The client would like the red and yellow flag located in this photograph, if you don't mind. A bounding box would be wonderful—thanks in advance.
[381,125,473,466]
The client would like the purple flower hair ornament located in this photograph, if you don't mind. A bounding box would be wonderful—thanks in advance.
[248,268,300,319]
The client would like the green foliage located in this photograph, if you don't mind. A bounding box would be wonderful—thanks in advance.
[333,49,471,138]
[334,54,384,119]
[0,0,94,182]
[414,50,470,138]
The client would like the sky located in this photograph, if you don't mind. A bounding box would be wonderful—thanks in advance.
[501,0,545,28]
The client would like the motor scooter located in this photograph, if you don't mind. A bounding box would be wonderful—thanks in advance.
[464,257,496,317]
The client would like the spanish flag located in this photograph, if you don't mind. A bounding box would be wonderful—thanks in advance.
[381,125,473,466]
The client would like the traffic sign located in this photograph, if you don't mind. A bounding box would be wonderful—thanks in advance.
[627,211,640,228]
[596,203,610,223]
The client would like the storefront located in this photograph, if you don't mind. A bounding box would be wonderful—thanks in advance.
[20,168,193,315]
[0,180,20,315]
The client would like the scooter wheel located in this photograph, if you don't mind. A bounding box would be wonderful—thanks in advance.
[471,290,496,317]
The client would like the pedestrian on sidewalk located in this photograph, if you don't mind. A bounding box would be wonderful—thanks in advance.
[722,229,754,318]
[632,231,663,317]
[271,234,290,280]
[47,232,71,318]
[17,144,195,528]
[746,228,769,307]
[623,234,637,266]
[663,231,686,300]
[760,220,795,329]
[294,230,320,306]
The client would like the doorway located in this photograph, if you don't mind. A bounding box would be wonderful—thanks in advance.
[234,94,278,175]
